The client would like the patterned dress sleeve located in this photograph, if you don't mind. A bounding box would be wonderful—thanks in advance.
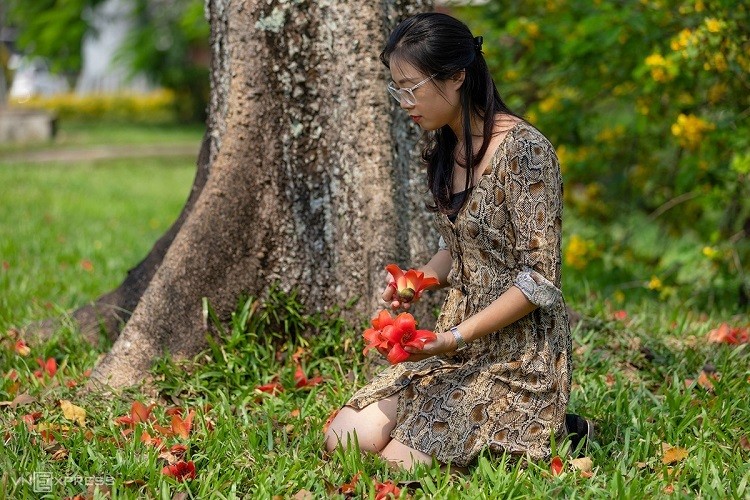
[504,132,564,309]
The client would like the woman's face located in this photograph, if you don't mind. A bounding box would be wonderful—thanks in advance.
[389,57,464,134]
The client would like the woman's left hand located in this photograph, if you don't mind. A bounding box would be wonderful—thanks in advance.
[403,331,457,361]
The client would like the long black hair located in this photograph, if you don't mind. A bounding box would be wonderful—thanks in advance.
[381,12,518,215]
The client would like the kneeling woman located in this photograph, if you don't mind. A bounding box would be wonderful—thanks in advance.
[324,12,590,469]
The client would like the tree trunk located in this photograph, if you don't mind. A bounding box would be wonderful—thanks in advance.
[86,0,435,392]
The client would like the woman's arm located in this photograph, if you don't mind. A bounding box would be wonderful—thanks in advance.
[419,248,452,289]
[405,286,536,357]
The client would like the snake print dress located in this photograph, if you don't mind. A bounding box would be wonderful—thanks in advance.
[346,121,572,467]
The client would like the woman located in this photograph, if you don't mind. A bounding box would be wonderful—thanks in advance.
[324,12,591,470]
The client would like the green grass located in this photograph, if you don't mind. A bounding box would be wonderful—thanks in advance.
[0,120,204,155]
[0,121,197,330]
[1,121,749,498]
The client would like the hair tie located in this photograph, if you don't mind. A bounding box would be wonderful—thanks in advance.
[474,36,483,53]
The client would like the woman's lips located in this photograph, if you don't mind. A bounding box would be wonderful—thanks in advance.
[410,115,422,123]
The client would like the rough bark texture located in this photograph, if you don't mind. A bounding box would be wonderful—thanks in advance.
[87,0,436,392]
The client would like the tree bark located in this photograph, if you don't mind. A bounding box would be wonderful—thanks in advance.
[85,0,435,392]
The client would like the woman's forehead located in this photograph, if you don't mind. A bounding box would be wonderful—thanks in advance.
[389,57,424,84]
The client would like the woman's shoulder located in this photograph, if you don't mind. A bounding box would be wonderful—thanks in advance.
[505,120,555,153]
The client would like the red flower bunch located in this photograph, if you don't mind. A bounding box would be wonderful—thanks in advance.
[363,310,436,364]
[385,264,439,304]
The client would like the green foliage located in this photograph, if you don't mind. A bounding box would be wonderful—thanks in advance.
[118,0,210,121]
[5,0,105,77]
[455,0,750,308]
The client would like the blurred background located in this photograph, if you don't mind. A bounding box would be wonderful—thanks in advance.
[0,0,748,329]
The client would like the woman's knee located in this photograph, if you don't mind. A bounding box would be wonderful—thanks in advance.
[324,397,398,454]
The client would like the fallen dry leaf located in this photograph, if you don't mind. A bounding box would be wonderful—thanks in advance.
[739,435,750,451]
[0,392,36,408]
[662,445,688,465]
[292,490,314,500]
[60,400,86,426]
[571,456,593,472]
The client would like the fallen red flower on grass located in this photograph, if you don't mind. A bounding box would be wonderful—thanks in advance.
[34,358,57,378]
[114,401,156,428]
[385,264,439,303]
[161,460,196,481]
[14,340,30,356]
[707,322,749,344]
[550,456,564,475]
[154,410,195,439]
[256,378,284,395]
[374,480,401,500]
[362,311,436,364]
[294,363,323,389]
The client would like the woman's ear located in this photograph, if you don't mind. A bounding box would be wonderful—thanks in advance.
[450,69,466,90]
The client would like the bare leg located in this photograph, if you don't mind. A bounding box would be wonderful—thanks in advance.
[324,396,398,453]
[379,438,434,470]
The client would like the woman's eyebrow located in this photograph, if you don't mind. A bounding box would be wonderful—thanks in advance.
[396,77,417,85]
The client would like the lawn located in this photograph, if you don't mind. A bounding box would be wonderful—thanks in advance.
[1,121,748,498]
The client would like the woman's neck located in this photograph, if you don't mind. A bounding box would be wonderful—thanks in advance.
[452,113,490,149]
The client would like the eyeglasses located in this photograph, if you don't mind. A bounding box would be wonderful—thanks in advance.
[387,73,438,106]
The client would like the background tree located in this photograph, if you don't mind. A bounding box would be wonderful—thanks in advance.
[5,0,105,84]
[53,0,435,391]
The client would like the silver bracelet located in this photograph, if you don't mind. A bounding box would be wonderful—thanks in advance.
[450,326,468,351]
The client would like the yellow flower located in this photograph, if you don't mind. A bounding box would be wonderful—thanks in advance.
[565,235,593,270]
[647,276,663,290]
[645,53,676,83]
[539,95,561,113]
[712,53,728,72]
[705,18,721,33]
[695,0,705,12]
[670,29,693,52]
[670,113,715,150]
[702,246,719,259]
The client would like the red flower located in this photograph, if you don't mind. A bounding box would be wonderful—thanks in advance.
[14,340,30,356]
[161,460,196,481]
[374,480,401,500]
[550,456,564,475]
[294,363,323,388]
[154,410,195,439]
[362,311,436,364]
[363,310,395,355]
[385,264,439,303]
[114,401,156,428]
[707,323,749,344]
[256,378,284,395]
[34,357,57,378]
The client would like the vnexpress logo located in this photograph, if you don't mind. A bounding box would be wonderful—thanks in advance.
[33,471,54,493]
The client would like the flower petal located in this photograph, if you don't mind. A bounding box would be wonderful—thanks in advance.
[385,264,404,283]
[387,344,410,364]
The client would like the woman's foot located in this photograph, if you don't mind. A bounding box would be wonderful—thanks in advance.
[565,413,594,457]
